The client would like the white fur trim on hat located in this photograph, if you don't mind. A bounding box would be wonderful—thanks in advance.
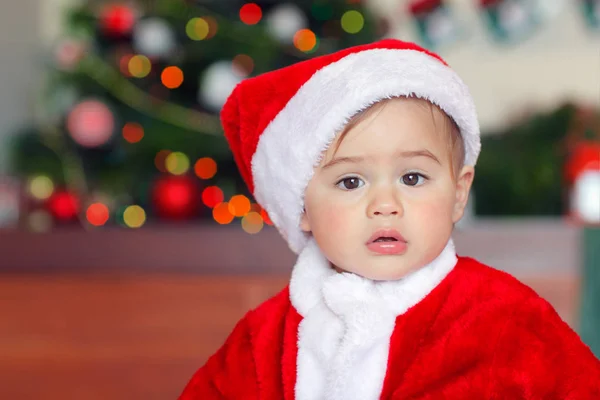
[252,48,480,254]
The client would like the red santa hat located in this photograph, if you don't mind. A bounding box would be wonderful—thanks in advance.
[221,39,480,254]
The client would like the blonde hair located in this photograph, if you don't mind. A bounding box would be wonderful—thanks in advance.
[333,96,465,178]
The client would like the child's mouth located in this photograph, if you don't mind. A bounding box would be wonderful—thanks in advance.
[366,229,408,255]
[373,237,398,242]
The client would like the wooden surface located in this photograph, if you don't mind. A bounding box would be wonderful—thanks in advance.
[0,220,580,275]
[0,272,579,400]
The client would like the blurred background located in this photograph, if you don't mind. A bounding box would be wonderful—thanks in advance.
[0,0,599,398]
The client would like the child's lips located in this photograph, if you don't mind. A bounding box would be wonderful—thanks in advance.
[366,241,408,255]
[366,228,406,244]
[366,229,408,255]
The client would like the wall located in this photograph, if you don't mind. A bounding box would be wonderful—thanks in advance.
[0,0,41,172]
[367,0,600,132]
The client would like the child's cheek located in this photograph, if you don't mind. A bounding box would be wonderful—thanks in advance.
[320,202,348,230]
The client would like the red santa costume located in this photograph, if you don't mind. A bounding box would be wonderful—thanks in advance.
[179,40,600,399]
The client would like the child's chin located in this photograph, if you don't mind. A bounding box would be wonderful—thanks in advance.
[350,264,416,281]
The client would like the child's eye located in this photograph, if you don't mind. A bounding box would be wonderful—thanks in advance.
[401,173,427,186]
[336,177,364,190]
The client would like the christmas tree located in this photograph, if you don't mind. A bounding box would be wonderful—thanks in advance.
[8,0,379,232]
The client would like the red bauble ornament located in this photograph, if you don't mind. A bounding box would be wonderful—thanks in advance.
[151,175,200,220]
[100,4,137,37]
[47,190,80,221]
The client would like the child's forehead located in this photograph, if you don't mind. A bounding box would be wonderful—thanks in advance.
[330,98,450,151]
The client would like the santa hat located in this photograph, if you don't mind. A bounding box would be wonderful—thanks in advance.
[221,39,480,254]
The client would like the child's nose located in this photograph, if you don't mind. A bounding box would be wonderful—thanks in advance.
[366,190,403,218]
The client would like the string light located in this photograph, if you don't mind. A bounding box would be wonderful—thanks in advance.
[29,176,54,200]
[153,150,170,172]
[119,54,133,76]
[232,54,254,76]
[122,122,144,143]
[165,151,190,175]
[203,16,219,39]
[128,55,152,78]
[87,203,110,226]
[242,211,264,234]
[213,202,234,224]
[123,205,146,228]
[202,186,224,208]
[186,17,210,40]
[240,3,262,25]
[341,10,364,34]
[293,29,317,52]
[228,194,251,217]
[194,157,217,179]
[28,210,53,232]
[161,66,184,89]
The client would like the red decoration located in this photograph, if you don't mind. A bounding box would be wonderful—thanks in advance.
[409,0,442,15]
[564,141,600,184]
[151,175,200,220]
[46,190,80,221]
[100,4,137,37]
[201,186,224,209]
[479,0,503,7]
[240,3,262,25]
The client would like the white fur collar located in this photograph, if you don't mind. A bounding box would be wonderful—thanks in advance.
[289,239,457,400]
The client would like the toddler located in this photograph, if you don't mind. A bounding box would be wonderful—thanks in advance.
[179,40,600,399]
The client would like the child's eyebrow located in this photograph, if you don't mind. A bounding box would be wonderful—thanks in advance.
[322,149,440,169]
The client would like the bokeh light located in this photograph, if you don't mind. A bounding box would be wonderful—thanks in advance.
[341,10,364,34]
[86,203,110,226]
[293,29,317,52]
[119,54,133,76]
[123,205,146,228]
[47,190,80,221]
[154,150,171,172]
[232,54,254,76]
[161,66,184,89]
[100,4,136,37]
[202,186,224,208]
[28,210,53,232]
[194,157,217,179]
[203,16,219,39]
[213,202,235,224]
[128,54,152,78]
[67,100,114,148]
[186,17,210,40]
[240,3,262,25]
[228,194,251,217]
[122,122,144,143]
[242,211,264,234]
[165,151,190,175]
[29,176,54,200]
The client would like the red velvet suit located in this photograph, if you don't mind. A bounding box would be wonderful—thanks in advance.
[180,256,600,399]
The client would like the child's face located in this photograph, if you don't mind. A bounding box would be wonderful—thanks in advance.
[300,98,474,280]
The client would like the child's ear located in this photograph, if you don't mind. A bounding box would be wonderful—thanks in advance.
[452,165,475,223]
[300,208,311,232]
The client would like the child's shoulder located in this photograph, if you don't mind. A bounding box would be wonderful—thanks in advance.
[243,285,298,330]
[450,256,563,324]
[455,255,545,301]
